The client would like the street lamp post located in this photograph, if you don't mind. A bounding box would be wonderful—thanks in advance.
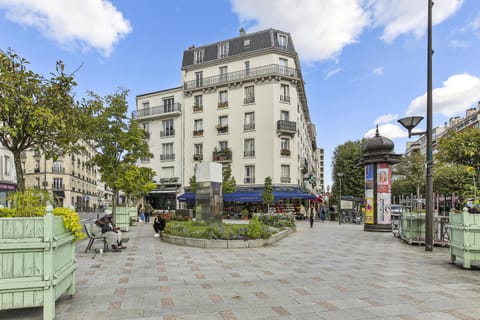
[398,0,434,252]
[337,172,344,225]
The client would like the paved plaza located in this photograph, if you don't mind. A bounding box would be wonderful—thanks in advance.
[1,219,479,320]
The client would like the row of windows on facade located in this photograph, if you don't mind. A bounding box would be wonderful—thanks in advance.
[30,177,96,194]
[158,164,292,184]
[141,83,291,114]
[143,137,292,162]
[193,33,289,64]
[142,110,292,138]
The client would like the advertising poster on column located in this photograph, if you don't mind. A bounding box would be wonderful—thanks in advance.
[364,164,374,224]
[365,189,374,224]
[377,193,391,224]
[376,163,392,224]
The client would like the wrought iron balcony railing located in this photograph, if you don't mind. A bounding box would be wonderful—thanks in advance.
[132,103,181,119]
[184,64,299,91]
[277,120,296,135]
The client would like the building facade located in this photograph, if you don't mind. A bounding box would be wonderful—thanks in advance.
[135,29,321,208]
[21,141,104,210]
[0,145,16,207]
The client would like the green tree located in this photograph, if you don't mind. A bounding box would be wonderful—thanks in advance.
[437,127,480,188]
[189,175,197,193]
[0,49,87,191]
[118,164,157,202]
[85,89,152,219]
[393,152,425,203]
[262,176,274,212]
[222,165,236,193]
[332,139,365,201]
[433,163,470,202]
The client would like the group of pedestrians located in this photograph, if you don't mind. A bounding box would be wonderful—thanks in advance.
[308,204,327,228]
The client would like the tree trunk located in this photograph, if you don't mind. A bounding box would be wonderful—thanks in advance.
[112,189,118,224]
[14,151,25,192]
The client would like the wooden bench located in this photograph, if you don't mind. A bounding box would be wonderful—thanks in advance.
[84,223,108,253]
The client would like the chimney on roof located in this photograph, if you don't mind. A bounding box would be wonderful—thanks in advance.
[188,45,195,50]
[239,27,246,36]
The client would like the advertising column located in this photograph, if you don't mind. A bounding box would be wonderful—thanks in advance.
[364,164,374,224]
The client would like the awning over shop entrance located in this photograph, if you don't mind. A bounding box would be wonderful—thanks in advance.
[178,192,195,202]
[273,191,317,201]
[178,191,316,202]
[223,191,262,203]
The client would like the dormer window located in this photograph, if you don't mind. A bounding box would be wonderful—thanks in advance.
[278,33,288,49]
[194,49,204,64]
[218,43,229,58]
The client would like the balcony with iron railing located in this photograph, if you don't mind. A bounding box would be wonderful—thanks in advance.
[184,64,299,91]
[193,129,204,136]
[281,177,291,183]
[216,125,229,134]
[53,184,64,191]
[160,153,175,161]
[212,150,232,162]
[280,95,291,103]
[52,167,65,174]
[243,96,255,104]
[277,120,296,136]
[193,104,203,112]
[244,150,255,158]
[159,177,179,184]
[193,154,203,161]
[218,101,229,109]
[244,177,255,184]
[160,129,175,137]
[280,148,291,156]
[132,103,181,119]
[244,122,255,131]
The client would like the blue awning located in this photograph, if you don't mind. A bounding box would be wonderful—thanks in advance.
[223,191,263,203]
[178,191,315,202]
[274,191,316,201]
[178,192,195,202]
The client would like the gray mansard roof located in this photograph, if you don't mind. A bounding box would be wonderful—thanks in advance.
[182,28,297,69]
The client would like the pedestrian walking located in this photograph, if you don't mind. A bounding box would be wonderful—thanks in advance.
[144,201,153,224]
[319,204,326,222]
[309,206,315,228]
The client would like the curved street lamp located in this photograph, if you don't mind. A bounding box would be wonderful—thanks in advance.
[337,172,344,225]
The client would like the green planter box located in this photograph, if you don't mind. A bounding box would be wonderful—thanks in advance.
[399,212,448,246]
[0,214,76,320]
[108,206,137,231]
[449,210,480,269]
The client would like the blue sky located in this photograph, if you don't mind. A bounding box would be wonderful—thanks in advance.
[1,0,479,189]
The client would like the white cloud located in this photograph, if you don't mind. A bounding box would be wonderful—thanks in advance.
[324,67,343,80]
[0,0,132,56]
[448,39,471,48]
[373,66,383,76]
[374,113,398,125]
[471,12,480,30]
[406,73,480,117]
[364,123,407,139]
[230,0,463,63]
[367,0,463,43]
[230,0,370,63]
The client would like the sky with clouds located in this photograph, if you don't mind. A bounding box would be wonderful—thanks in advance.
[1,0,479,188]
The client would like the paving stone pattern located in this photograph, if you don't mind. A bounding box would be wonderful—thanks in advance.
[1,220,479,320]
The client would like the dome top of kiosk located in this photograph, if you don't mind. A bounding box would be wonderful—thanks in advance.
[363,126,394,154]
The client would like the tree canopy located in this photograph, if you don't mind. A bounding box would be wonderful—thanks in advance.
[262,176,274,207]
[222,165,236,194]
[332,139,365,200]
[85,89,153,213]
[0,49,87,191]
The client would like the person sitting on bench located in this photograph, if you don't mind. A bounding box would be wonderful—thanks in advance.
[93,212,126,251]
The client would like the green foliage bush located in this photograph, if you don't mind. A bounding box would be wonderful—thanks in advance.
[258,214,296,228]
[164,217,277,240]
[0,189,85,242]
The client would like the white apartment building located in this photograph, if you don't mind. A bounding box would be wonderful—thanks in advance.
[0,145,16,207]
[136,28,320,208]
